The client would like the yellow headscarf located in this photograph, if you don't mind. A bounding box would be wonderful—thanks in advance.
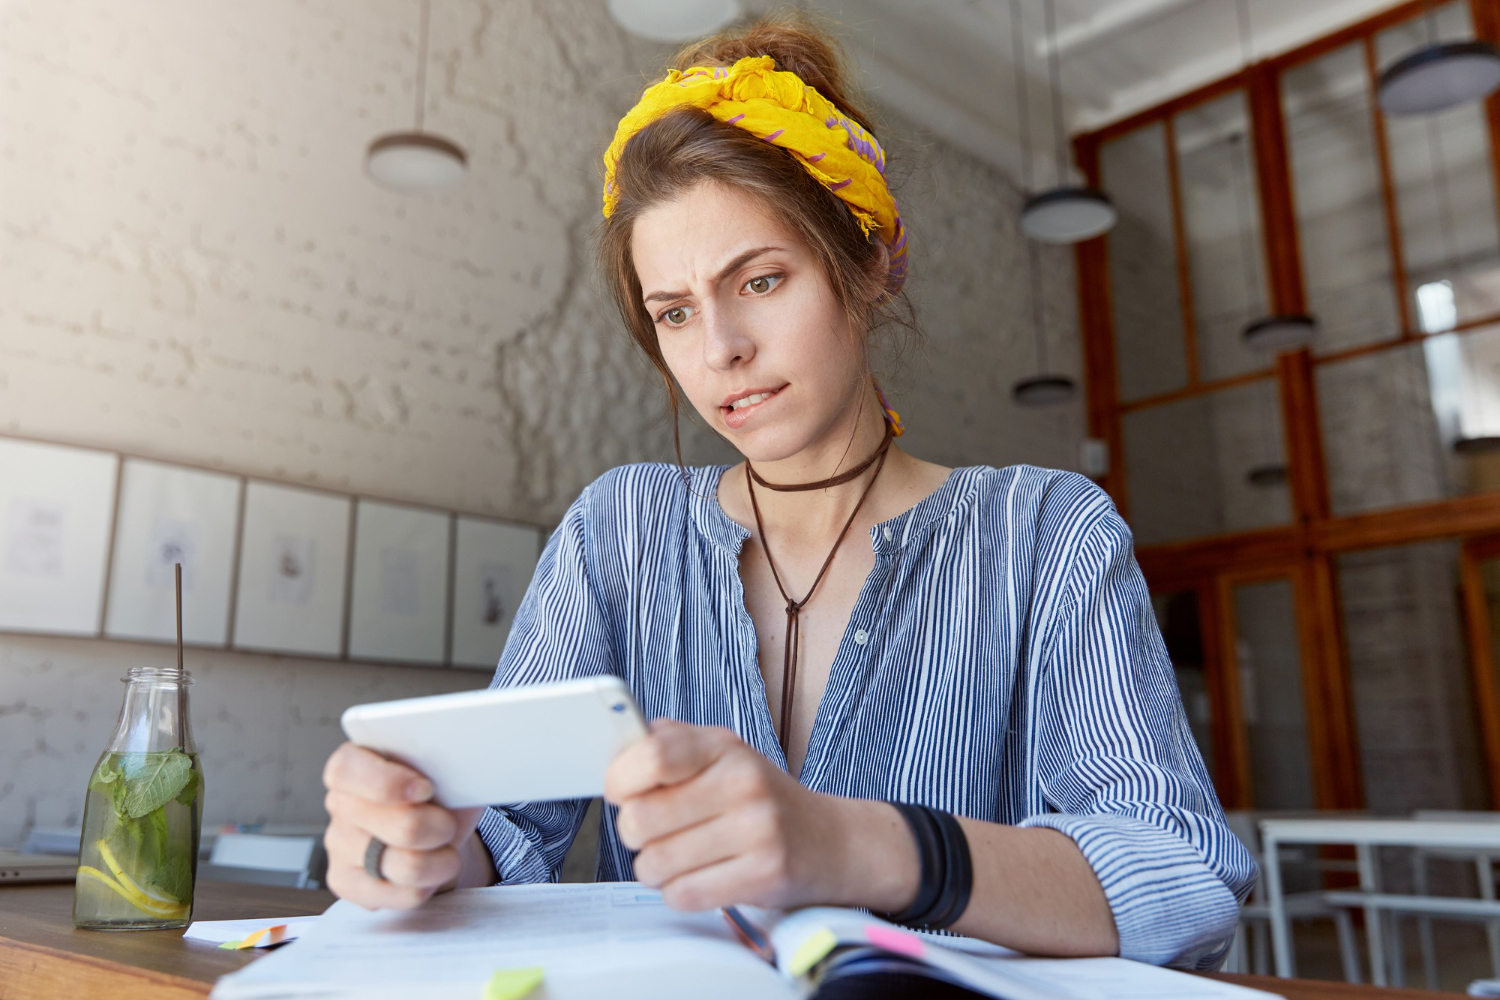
[601,54,909,296]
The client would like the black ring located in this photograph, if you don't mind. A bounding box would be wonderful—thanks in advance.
[364,835,387,881]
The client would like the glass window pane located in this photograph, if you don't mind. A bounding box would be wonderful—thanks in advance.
[1283,42,1403,353]
[1102,122,1189,402]
[1338,541,1487,813]
[1122,379,1291,545]
[1317,323,1500,515]
[1174,91,1271,382]
[1378,3,1500,332]
[1232,578,1316,810]
[1152,589,1214,778]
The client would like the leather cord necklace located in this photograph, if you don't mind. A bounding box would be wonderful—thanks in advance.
[745,421,894,749]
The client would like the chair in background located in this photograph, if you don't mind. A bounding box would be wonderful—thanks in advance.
[198,832,326,889]
[1222,811,1361,982]
[1407,810,1500,990]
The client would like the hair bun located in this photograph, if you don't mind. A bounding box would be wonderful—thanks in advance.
[669,10,878,135]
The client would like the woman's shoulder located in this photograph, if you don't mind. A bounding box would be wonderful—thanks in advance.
[948,464,1118,526]
[564,461,729,532]
[570,462,707,513]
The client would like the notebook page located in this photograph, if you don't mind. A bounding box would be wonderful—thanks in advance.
[769,908,1282,1000]
[211,883,795,1000]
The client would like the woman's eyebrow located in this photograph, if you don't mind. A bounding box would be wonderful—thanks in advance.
[642,245,784,304]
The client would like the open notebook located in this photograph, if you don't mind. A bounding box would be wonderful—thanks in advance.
[209,883,1282,1000]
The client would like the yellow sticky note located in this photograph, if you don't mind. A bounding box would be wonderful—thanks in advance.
[483,967,545,1000]
[787,927,839,978]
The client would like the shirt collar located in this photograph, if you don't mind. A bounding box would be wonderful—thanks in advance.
[688,463,979,557]
[689,465,751,554]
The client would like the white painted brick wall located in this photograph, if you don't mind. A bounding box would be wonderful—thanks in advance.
[0,0,1084,845]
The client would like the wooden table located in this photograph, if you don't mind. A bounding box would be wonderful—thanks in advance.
[0,880,1454,1000]
[0,878,334,1000]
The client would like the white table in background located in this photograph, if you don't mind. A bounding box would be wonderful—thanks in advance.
[1260,817,1500,985]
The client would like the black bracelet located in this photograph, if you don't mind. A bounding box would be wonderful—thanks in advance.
[925,809,974,929]
[883,802,944,926]
[880,802,973,930]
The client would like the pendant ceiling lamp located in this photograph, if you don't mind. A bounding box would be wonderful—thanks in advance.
[366,0,468,194]
[607,0,740,43]
[1246,464,1289,488]
[1245,382,1288,489]
[1242,314,1317,351]
[1455,434,1500,454]
[1008,0,1076,407]
[1020,0,1117,244]
[1230,0,1316,353]
[1378,0,1500,116]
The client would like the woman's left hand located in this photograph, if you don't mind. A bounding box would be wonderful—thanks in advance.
[603,719,855,911]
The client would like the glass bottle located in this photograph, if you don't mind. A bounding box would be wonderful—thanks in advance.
[73,666,204,930]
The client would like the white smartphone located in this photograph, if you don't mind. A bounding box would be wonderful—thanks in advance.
[339,676,648,808]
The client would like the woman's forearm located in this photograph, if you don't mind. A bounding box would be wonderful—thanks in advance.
[824,798,1118,957]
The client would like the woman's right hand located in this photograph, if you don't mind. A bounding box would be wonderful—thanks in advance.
[322,741,488,910]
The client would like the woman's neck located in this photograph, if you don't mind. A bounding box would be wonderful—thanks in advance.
[724,408,901,544]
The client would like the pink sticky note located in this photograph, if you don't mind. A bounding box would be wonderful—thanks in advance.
[866,924,926,958]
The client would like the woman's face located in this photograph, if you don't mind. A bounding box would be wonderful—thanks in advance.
[632,179,871,465]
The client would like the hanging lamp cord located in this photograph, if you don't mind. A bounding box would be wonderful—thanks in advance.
[414,0,430,131]
[1043,0,1068,188]
[1010,0,1049,372]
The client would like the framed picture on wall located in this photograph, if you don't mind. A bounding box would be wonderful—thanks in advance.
[346,501,451,666]
[231,481,351,657]
[0,438,119,635]
[448,516,544,671]
[104,459,242,646]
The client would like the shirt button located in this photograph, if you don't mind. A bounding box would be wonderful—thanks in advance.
[853,629,869,646]
[882,526,893,542]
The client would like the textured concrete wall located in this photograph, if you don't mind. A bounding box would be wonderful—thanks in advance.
[0,0,1083,845]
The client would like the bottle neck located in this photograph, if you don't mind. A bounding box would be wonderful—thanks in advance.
[107,668,196,755]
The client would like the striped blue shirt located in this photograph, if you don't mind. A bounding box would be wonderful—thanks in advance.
[478,462,1255,968]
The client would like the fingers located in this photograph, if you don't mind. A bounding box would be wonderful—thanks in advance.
[324,820,461,889]
[615,751,768,849]
[323,742,433,804]
[320,742,478,911]
[659,850,788,912]
[631,808,761,890]
[604,721,735,803]
[322,850,440,911]
[324,790,459,851]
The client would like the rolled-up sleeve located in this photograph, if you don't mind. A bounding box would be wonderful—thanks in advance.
[476,481,616,883]
[1017,507,1256,968]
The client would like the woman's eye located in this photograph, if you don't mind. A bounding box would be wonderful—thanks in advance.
[745,274,782,295]
[659,305,690,326]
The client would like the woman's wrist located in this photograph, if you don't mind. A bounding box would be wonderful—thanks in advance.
[445,829,497,892]
[820,797,921,912]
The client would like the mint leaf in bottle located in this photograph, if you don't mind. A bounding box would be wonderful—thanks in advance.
[147,855,192,904]
[174,768,199,808]
[121,750,193,819]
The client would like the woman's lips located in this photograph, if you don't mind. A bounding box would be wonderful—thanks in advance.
[722,386,785,430]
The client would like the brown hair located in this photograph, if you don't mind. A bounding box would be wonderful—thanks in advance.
[593,8,918,468]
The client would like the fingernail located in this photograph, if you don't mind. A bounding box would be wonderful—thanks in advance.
[406,779,433,802]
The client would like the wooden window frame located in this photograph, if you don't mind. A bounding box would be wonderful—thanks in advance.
[1073,0,1500,811]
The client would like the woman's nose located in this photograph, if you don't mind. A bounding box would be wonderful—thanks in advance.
[701,306,755,371]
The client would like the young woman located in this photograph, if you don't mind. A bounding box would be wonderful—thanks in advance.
[321,13,1254,969]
